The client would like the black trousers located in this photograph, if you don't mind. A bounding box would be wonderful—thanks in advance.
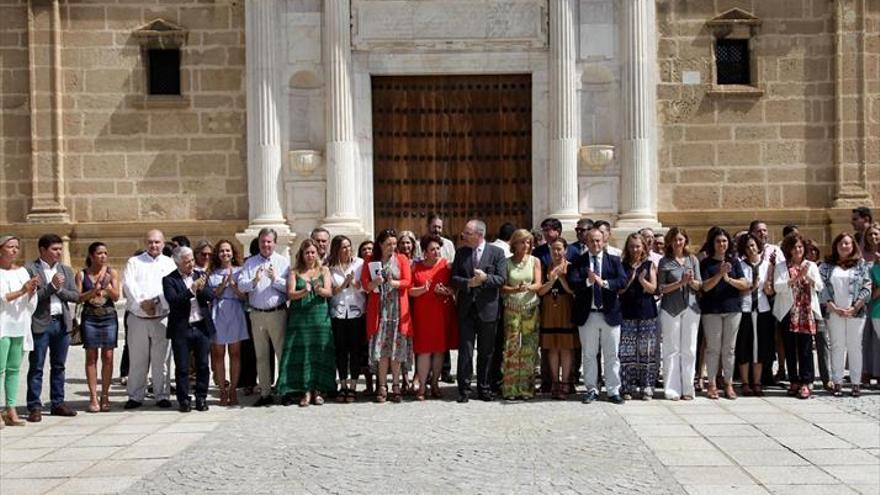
[782,315,814,385]
[237,311,259,388]
[457,307,498,395]
[815,322,832,385]
[172,325,211,405]
[332,317,365,381]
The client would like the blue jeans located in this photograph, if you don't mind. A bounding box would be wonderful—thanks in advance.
[27,317,70,410]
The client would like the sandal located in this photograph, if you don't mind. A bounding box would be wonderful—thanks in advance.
[336,387,348,403]
[681,395,694,401]
[299,392,311,407]
[87,401,100,413]
[219,386,229,407]
[229,388,239,406]
[752,385,763,397]
[430,380,441,399]
[741,383,753,397]
[391,384,403,403]
[100,395,111,412]
[706,386,719,400]
[724,385,737,400]
[832,384,842,397]
[375,387,387,403]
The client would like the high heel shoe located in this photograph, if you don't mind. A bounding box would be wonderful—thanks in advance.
[391,384,403,403]
[430,379,441,399]
[1,408,26,426]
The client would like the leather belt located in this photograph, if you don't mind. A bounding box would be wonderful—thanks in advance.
[251,304,286,313]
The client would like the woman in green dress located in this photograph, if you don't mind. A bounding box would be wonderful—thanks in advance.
[500,229,542,400]
[278,239,336,407]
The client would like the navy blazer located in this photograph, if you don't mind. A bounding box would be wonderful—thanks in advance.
[162,270,215,340]
[450,243,508,322]
[567,250,627,327]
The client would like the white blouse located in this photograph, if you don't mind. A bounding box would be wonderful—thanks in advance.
[329,258,366,319]
[0,267,37,350]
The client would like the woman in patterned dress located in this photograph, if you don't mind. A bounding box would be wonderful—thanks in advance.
[618,233,659,400]
[500,229,541,400]
[277,239,335,407]
[361,229,413,403]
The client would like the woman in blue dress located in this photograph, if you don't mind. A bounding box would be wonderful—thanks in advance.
[208,240,248,406]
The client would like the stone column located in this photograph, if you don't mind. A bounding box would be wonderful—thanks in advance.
[26,0,69,223]
[237,0,294,254]
[547,0,581,232]
[617,0,661,229]
[320,0,364,236]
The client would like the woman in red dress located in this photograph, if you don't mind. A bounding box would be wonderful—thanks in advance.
[410,235,457,400]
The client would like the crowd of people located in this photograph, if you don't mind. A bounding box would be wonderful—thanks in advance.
[0,208,878,423]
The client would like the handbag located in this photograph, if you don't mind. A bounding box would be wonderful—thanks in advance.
[69,304,83,346]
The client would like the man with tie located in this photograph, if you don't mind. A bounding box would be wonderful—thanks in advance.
[237,227,289,407]
[567,218,594,261]
[569,228,627,404]
[450,219,507,403]
[163,246,215,412]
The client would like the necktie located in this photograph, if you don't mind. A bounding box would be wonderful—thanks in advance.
[592,255,603,309]
[472,247,480,269]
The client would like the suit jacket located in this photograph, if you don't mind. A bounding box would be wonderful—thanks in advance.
[450,243,507,322]
[24,259,79,334]
[162,270,215,340]
[568,250,627,327]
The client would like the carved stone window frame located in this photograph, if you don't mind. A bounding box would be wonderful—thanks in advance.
[706,8,763,97]
[132,19,190,109]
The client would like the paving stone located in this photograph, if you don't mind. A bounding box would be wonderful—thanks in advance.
[5,460,95,479]
[47,476,141,495]
[743,466,838,485]
[796,449,880,466]
[722,449,810,467]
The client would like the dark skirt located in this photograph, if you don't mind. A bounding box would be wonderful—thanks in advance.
[82,312,119,349]
[735,311,775,365]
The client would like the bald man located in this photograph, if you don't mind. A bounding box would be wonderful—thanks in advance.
[122,230,177,409]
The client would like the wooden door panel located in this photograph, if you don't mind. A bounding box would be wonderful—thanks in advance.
[372,75,532,241]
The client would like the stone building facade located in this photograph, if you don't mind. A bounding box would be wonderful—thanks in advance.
[0,0,877,263]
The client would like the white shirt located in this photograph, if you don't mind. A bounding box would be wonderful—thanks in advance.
[440,237,456,263]
[648,251,663,268]
[329,258,366,319]
[605,245,622,257]
[490,239,511,258]
[764,243,784,263]
[830,266,855,309]
[0,267,38,346]
[181,271,204,324]
[740,257,772,313]
[38,259,63,316]
[123,252,176,318]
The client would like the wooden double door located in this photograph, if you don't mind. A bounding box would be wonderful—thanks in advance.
[371,74,533,241]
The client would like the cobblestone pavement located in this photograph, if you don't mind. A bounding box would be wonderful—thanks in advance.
[130,395,685,495]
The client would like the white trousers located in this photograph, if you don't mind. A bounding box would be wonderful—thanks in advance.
[827,314,866,385]
[701,312,741,386]
[579,312,621,396]
[126,314,171,402]
[249,309,287,398]
[660,308,700,399]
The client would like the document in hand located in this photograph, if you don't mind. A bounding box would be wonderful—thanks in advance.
[368,261,383,280]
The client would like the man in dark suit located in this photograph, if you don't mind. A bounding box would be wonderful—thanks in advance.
[450,219,507,403]
[568,228,627,404]
[163,246,215,412]
[24,234,80,421]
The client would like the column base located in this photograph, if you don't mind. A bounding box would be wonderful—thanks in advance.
[26,210,70,224]
[320,216,368,245]
[235,223,297,258]
[832,186,874,209]
[612,214,663,250]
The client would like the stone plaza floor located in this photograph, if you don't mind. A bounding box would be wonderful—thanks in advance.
[1,346,878,494]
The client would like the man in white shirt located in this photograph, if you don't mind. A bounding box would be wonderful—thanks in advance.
[426,214,457,262]
[237,227,289,406]
[490,222,514,258]
[122,229,177,409]
[749,220,783,263]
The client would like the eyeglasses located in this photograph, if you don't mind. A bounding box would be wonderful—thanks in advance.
[574,228,586,233]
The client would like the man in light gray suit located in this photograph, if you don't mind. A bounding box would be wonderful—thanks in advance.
[24,234,80,421]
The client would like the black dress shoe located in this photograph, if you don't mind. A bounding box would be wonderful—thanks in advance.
[478,392,494,402]
[178,402,191,413]
[253,395,274,407]
[456,394,470,403]
[156,399,172,409]
[281,394,296,407]
[608,394,626,405]
[123,400,142,410]
[195,400,209,412]
[441,373,455,384]
[582,390,599,404]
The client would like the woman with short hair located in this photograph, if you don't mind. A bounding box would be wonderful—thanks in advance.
[734,234,774,397]
[0,235,37,427]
